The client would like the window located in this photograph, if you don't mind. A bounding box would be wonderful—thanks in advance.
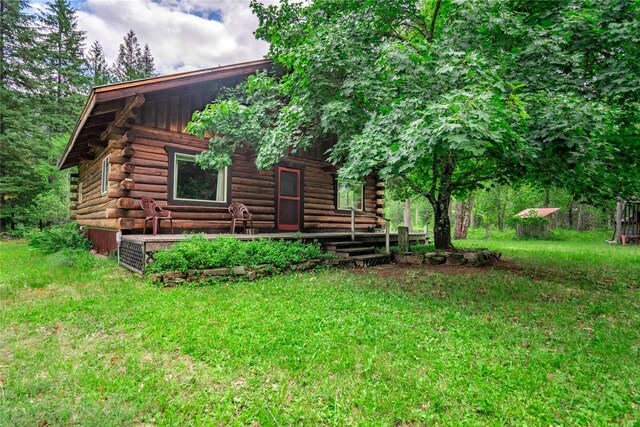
[101,157,109,195]
[78,182,83,204]
[336,178,364,211]
[167,148,229,206]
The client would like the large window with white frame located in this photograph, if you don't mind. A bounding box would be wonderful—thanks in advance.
[167,148,229,207]
[100,157,109,195]
[336,177,364,211]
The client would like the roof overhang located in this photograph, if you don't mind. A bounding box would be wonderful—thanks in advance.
[516,208,560,218]
[58,58,272,170]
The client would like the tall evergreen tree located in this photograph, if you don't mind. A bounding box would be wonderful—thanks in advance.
[0,0,49,230]
[140,43,156,77]
[114,29,141,81]
[86,40,110,86]
[113,30,157,82]
[39,0,88,133]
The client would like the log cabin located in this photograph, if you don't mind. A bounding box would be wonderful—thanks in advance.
[58,59,388,254]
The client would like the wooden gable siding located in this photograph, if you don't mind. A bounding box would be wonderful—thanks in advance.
[134,80,224,133]
[83,124,381,233]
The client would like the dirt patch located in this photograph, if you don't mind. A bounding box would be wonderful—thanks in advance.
[352,258,522,281]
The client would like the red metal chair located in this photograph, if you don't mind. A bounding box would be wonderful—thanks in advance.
[229,202,253,234]
[140,197,173,236]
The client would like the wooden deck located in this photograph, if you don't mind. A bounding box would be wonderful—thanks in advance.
[122,231,428,253]
[119,231,428,273]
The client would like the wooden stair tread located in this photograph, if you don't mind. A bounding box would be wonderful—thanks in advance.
[349,253,390,260]
[324,241,364,247]
[335,246,375,253]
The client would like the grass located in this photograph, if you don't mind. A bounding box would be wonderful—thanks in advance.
[459,228,640,288]
[1,233,639,425]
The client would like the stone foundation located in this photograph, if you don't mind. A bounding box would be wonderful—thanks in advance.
[149,258,342,286]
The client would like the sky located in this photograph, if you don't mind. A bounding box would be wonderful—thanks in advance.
[35,0,273,75]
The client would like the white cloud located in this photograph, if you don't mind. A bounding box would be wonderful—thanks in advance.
[76,0,271,75]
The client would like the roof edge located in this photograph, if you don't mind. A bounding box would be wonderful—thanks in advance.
[57,58,272,170]
[57,91,96,170]
[94,58,272,98]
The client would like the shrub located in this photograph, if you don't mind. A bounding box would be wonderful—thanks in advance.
[410,243,436,253]
[29,222,91,253]
[147,236,331,274]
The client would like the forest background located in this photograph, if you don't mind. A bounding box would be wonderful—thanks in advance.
[1,0,156,232]
[1,0,633,238]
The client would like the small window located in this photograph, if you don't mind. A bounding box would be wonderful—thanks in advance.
[168,150,228,206]
[101,157,109,195]
[336,178,364,211]
[78,182,83,204]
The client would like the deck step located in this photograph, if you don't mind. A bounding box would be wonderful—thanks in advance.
[335,246,376,254]
[323,241,365,247]
[350,253,391,267]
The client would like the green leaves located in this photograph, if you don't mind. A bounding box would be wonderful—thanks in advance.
[187,0,639,248]
[146,236,329,274]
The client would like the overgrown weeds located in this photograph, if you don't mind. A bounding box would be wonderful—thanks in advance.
[28,222,91,253]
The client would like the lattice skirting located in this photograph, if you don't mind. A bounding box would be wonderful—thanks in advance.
[119,240,146,274]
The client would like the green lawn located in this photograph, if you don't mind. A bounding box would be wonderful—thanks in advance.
[1,233,639,426]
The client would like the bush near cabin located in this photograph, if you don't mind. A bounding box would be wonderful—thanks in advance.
[147,236,331,274]
[28,222,91,253]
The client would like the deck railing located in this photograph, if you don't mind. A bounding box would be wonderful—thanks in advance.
[350,208,391,255]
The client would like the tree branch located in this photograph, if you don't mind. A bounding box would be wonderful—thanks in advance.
[402,176,435,205]
[428,0,443,40]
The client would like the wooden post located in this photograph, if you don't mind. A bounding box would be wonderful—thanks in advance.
[351,208,355,241]
[397,225,409,253]
[385,220,390,255]
[404,198,412,230]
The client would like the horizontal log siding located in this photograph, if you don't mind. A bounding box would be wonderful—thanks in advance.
[76,146,120,229]
[108,124,379,233]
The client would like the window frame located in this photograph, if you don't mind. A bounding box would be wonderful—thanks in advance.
[78,182,83,204]
[100,157,109,196]
[166,147,231,208]
[335,176,365,212]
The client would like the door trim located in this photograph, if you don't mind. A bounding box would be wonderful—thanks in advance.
[274,164,304,231]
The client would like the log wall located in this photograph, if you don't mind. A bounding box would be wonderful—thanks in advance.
[73,78,385,234]
[74,123,381,233]
[74,146,123,230]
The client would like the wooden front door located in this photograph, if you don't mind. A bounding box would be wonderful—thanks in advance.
[276,166,302,230]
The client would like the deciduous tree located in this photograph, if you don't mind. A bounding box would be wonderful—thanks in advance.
[187,0,639,249]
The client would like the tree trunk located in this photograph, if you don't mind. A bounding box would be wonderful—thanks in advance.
[567,199,574,229]
[465,195,474,231]
[496,185,506,231]
[577,205,591,231]
[403,198,412,231]
[614,199,624,244]
[544,189,550,208]
[432,194,452,249]
[497,199,506,231]
[453,195,473,240]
